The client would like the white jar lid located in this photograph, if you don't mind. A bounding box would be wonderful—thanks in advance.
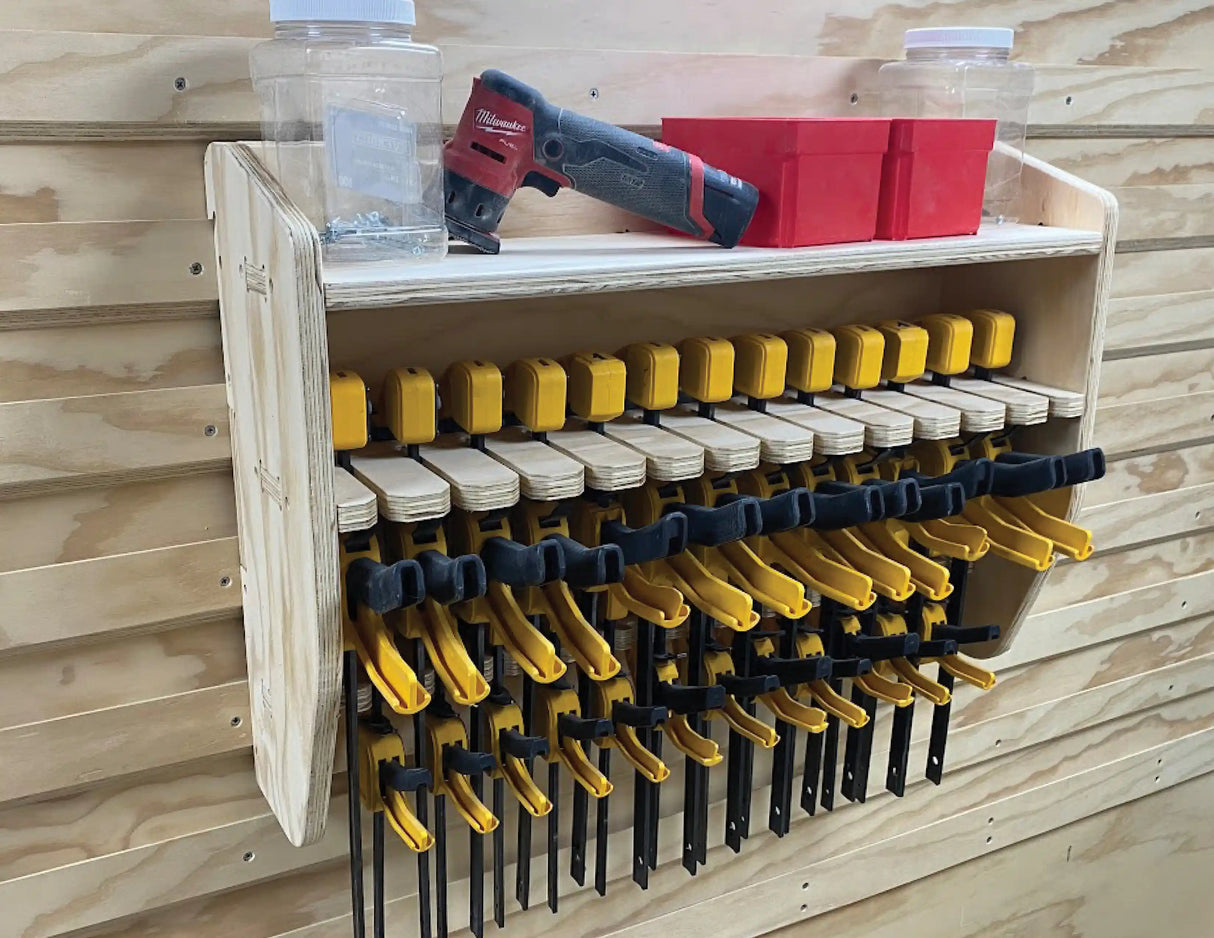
[904,27,1014,50]
[270,0,416,25]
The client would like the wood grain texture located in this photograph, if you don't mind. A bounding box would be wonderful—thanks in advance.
[1085,440,1214,506]
[0,681,250,807]
[1082,483,1214,551]
[766,770,1214,938]
[0,316,223,403]
[1100,346,1214,405]
[0,141,208,222]
[0,470,236,573]
[0,751,259,882]
[1106,288,1214,352]
[1110,184,1214,244]
[1031,137,1214,187]
[1110,246,1214,297]
[1035,530,1214,613]
[0,219,217,313]
[207,142,340,847]
[0,618,245,729]
[0,538,241,653]
[0,385,230,498]
[1095,389,1214,457]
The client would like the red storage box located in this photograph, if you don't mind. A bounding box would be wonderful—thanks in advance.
[661,117,892,248]
[875,118,997,240]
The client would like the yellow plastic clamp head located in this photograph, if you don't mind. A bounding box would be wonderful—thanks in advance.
[620,342,680,411]
[732,333,789,400]
[564,351,627,423]
[441,360,503,436]
[358,729,434,852]
[783,328,836,395]
[590,676,670,783]
[427,714,499,834]
[536,685,613,798]
[484,700,553,816]
[504,357,567,433]
[678,336,736,404]
[966,310,1016,370]
[330,370,369,451]
[831,324,885,390]
[918,314,974,376]
[875,321,930,384]
[381,367,436,445]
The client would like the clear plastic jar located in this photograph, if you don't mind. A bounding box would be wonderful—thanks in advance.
[250,0,447,263]
[878,27,1035,223]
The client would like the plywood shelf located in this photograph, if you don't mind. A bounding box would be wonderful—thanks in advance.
[323,225,1104,311]
[204,140,1118,848]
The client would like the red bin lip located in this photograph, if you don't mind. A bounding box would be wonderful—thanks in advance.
[661,116,893,157]
[885,117,998,152]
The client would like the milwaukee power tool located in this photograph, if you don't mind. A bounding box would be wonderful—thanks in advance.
[444,70,760,253]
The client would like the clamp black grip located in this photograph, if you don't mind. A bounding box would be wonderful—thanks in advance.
[934,624,1001,645]
[656,680,727,715]
[600,513,689,565]
[346,557,422,614]
[864,477,922,520]
[1059,448,1106,486]
[444,745,496,777]
[481,536,565,587]
[829,656,873,678]
[612,700,667,728]
[380,760,433,794]
[911,458,994,499]
[716,672,780,698]
[723,488,812,534]
[916,639,960,657]
[902,480,967,523]
[544,534,624,587]
[557,713,613,742]
[673,497,763,547]
[847,632,921,660]
[808,486,883,529]
[754,654,834,685]
[989,453,1065,497]
[416,550,487,605]
[500,727,549,761]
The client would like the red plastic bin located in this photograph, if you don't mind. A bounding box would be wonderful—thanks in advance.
[875,118,997,240]
[661,117,892,248]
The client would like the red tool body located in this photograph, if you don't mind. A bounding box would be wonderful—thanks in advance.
[444,70,760,253]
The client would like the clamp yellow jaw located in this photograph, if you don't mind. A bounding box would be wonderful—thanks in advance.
[654,657,722,766]
[441,359,503,435]
[679,336,735,404]
[484,699,553,817]
[340,536,430,715]
[966,309,1016,370]
[832,324,884,390]
[875,321,930,384]
[620,342,680,411]
[330,370,369,451]
[505,357,567,433]
[920,603,997,690]
[783,328,836,395]
[591,676,670,784]
[536,685,613,798]
[382,367,437,444]
[918,314,974,376]
[565,351,627,423]
[733,333,789,400]
[357,727,434,853]
[427,715,499,834]
[701,646,780,748]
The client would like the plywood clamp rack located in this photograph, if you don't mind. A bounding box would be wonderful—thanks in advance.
[204,142,1116,852]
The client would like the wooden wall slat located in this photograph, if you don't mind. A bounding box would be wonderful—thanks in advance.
[0,470,236,573]
[0,538,240,654]
[1084,440,1214,506]
[0,618,244,729]
[0,142,208,222]
[0,220,217,313]
[1109,184,1214,243]
[4,2,1214,69]
[0,681,250,806]
[1030,136,1214,187]
[1100,347,1214,405]
[0,316,223,403]
[766,770,1214,938]
[0,385,230,498]
[0,752,259,882]
[1095,389,1214,457]
[1106,288,1214,352]
[1081,483,1214,551]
